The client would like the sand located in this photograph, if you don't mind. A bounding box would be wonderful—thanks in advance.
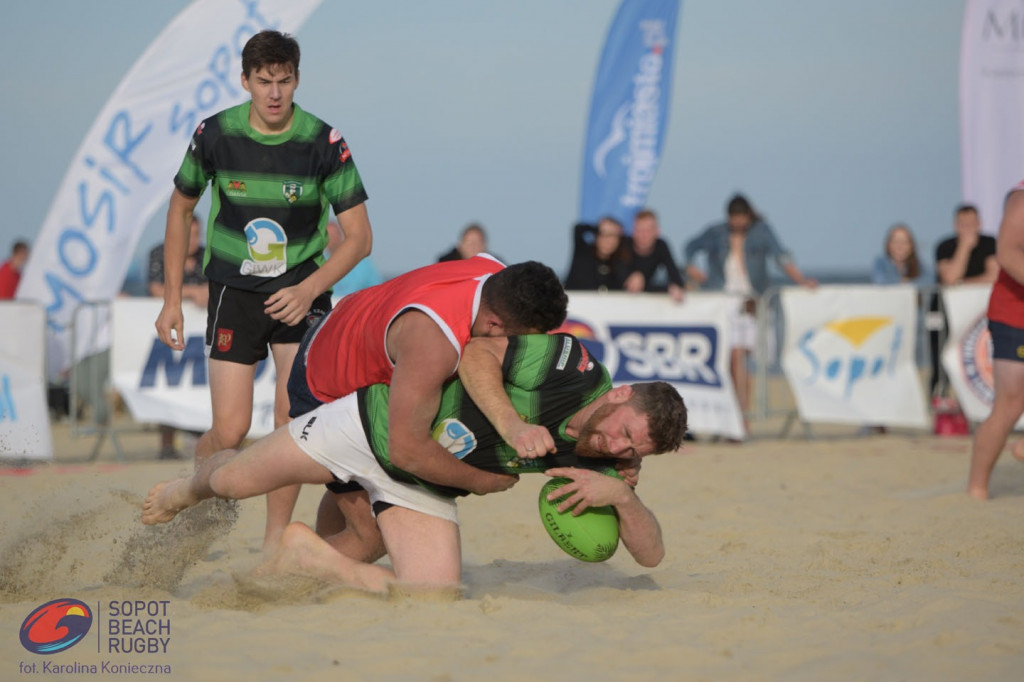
[1,417,1022,681]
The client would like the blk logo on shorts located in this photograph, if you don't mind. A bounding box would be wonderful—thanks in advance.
[216,328,233,352]
[300,416,316,441]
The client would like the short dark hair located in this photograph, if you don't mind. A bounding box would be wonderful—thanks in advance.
[242,30,300,77]
[628,382,688,454]
[955,203,978,217]
[482,261,567,333]
[11,240,29,256]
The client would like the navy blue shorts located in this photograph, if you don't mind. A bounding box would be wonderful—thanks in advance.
[989,320,1024,361]
[286,311,328,419]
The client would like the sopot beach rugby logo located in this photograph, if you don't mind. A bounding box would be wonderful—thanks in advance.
[19,599,93,655]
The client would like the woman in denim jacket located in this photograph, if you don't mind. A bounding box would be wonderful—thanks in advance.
[683,194,816,437]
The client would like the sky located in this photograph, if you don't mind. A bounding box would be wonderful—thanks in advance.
[1,0,967,283]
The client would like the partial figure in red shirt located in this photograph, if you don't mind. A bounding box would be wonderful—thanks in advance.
[0,240,29,299]
[968,180,1024,500]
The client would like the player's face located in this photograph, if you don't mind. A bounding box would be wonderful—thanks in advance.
[242,63,299,133]
[575,402,654,460]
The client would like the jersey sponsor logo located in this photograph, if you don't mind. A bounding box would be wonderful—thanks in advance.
[241,217,288,277]
[432,419,477,459]
[189,121,205,152]
[556,336,573,371]
[216,328,233,352]
[576,342,593,373]
[226,179,247,196]
[328,128,342,144]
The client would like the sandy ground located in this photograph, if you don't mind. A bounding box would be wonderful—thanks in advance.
[1,413,1023,682]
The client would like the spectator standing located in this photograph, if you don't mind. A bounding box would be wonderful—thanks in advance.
[683,194,816,436]
[624,208,685,302]
[0,240,29,299]
[564,217,633,291]
[148,213,208,459]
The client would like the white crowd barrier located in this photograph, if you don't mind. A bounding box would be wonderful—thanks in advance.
[778,285,929,428]
[564,291,746,440]
[0,301,53,458]
[55,284,1008,452]
[110,298,277,438]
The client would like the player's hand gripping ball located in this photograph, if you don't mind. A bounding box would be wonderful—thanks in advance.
[538,477,619,562]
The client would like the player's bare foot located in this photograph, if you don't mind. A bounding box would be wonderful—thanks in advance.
[1012,439,1024,463]
[141,478,199,524]
[966,485,989,501]
[256,522,391,593]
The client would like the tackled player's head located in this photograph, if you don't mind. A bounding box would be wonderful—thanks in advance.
[481,261,567,334]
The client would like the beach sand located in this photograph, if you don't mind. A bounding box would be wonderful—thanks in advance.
[1,416,1022,681]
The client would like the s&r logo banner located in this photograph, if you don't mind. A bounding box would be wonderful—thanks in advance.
[781,286,928,428]
[563,291,745,440]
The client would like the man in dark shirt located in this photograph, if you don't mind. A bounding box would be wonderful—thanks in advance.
[623,208,685,302]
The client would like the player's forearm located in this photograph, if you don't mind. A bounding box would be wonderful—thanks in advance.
[614,491,665,567]
[458,342,522,439]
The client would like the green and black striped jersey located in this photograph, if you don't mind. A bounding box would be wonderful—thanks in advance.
[174,102,367,293]
[358,333,617,497]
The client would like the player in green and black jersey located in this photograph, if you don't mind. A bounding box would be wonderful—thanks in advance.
[154,29,373,553]
[358,333,663,497]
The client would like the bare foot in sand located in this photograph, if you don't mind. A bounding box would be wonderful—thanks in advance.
[1012,440,1024,464]
[966,485,989,501]
[141,478,199,524]
[256,522,392,593]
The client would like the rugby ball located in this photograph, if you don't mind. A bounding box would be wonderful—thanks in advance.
[538,477,619,562]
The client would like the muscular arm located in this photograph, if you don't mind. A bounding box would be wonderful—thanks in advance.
[997,191,1024,285]
[545,467,664,567]
[154,189,200,350]
[265,203,373,326]
[387,312,518,495]
[458,337,556,457]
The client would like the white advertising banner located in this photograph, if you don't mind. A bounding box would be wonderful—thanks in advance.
[563,291,744,440]
[940,284,1024,428]
[110,298,276,437]
[960,0,1024,234]
[0,303,54,459]
[17,0,323,380]
[780,286,928,427]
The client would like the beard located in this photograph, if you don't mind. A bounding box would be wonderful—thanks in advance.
[574,402,621,459]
